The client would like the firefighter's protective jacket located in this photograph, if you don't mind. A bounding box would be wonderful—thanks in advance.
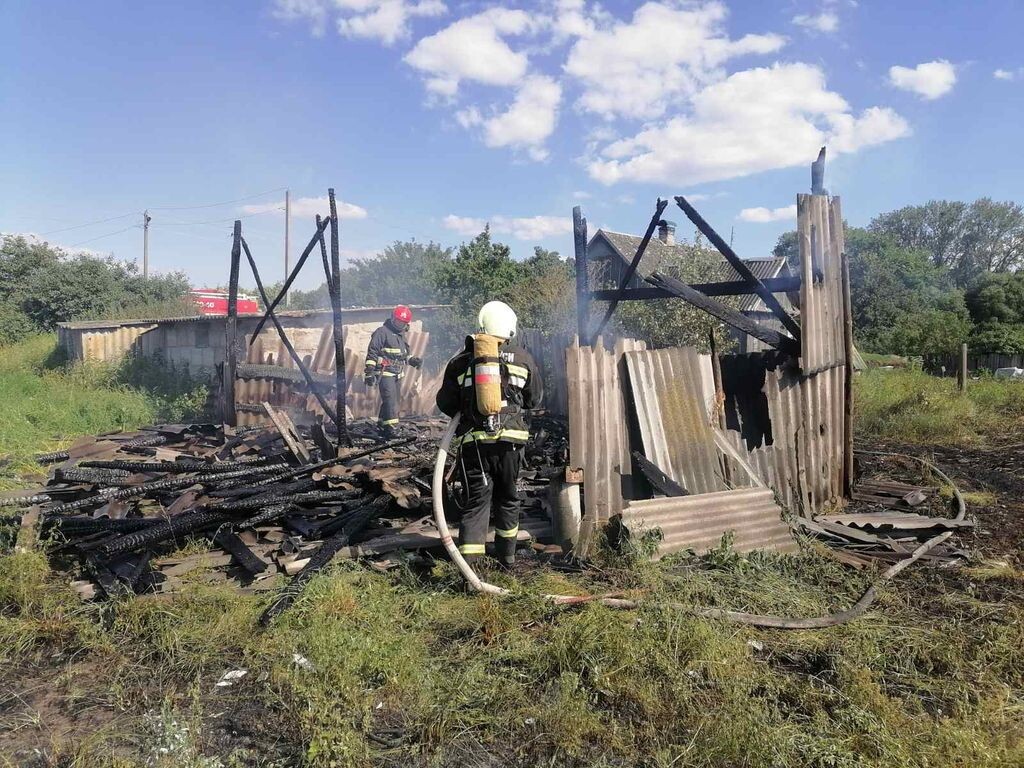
[364,319,410,380]
[436,336,544,445]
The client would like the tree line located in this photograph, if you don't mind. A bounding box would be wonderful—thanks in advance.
[4,196,1024,356]
[774,198,1024,355]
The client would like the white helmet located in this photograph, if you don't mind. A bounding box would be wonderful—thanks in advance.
[478,300,517,340]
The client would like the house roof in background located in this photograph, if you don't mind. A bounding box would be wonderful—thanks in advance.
[589,229,788,313]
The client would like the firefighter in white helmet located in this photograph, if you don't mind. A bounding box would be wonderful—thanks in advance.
[435,301,544,567]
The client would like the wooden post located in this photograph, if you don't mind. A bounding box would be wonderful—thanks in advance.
[709,329,731,485]
[222,220,242,426]
[841,250,854,498]
[328,188,350,447]
[958,343,968,392]
[573,205,590,344]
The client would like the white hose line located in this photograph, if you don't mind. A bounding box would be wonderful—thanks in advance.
[431,415,622,604]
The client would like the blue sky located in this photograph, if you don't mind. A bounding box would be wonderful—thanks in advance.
[3,0,1023,290]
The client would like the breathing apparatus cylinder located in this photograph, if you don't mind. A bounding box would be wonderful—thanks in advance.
[472,333,503,434]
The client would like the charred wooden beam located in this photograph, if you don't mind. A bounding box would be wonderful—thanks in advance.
[239,235,341,428]
[573,205,590,342]
[675,196,802,340]
[214,530,268,576]
[646,272,800,355]
[316,214,335,297]
[631,451,688,497]
[249,216,332,341]
[589,198,669,345]
[222,220,242,426]
[589,276,801,301]
[258,498,384,625]
[327,188,350,448]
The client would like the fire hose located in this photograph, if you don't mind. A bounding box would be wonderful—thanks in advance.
[431,415,969,627]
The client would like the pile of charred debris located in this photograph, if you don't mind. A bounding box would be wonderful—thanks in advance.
[2,412,563,618]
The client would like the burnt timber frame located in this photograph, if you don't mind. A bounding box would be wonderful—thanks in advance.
[573,194,803,355]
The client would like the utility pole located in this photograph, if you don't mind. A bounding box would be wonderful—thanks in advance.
[284,189,291,306]
[143,210,151,279]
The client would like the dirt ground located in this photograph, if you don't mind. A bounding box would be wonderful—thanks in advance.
[856,441,1024,564]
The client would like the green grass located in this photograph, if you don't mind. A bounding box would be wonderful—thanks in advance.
[2,338,1024,766]
[855,366,1024,446]
[0,335,208,488]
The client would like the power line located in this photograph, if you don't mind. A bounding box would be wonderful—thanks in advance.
[67,225,140,248]
[152,209,282,227]
[148,187,287,211]
[41,212,139,236]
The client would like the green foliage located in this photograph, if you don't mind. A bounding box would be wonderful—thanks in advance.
[855,366,1024,445]
[968,321,1024,355]
[965,272,1024,324]
[343,240,451,308]
[0,336,208,484]
[0,234,191,340]
[870,198,1024,284]
[432,227,522,322]
[613,243,735,351]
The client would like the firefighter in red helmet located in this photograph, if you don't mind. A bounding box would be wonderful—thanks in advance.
[363,305,422,438]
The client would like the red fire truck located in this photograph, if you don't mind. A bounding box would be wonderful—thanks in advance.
[189,289,260,316]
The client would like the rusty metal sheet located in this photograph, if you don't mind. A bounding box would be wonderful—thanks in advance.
[625,346,724,495]
[620,487,797,559]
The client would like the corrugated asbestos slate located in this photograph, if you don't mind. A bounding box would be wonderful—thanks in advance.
[620,487,796,558]
[625,347,723,495]
[567,338,645,553]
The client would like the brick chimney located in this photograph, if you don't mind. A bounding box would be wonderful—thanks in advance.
[657,220,676,246]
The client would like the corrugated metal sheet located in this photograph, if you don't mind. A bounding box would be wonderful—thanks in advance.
[567,337,645,552]
[716,257,789,312]
[721,357,844,517]
[620,487,797,559]
[798,194,846,373]
[625,346,724,495]
[58,323,159,363]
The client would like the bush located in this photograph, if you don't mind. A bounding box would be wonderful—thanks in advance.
[0,300,36,346]
[968,321,1024,355]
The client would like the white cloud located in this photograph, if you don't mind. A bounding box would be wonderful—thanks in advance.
[888,60,957,100]
[404,8,539,96]
[241,196,368,220]
[458,75,562,159]
[738,205,797,223]
[443,214,571,241]
[564,1,785,120]
[993,68,1024,81]
[271,0,445,45]
[588,63,909,186]
[338,0,446,46]
[792,12,838,33]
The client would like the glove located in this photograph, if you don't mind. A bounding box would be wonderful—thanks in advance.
[363,373,376,386]
[408,356,423,369]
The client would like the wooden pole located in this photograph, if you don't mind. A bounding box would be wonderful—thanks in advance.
[959,343,968,392]
[573,205,590,344]
[841,250,854,498]
[284,189,291,306]
[328,188,350,447]
[222,220,242,426]
[709,329,731,485]
[143,210,151,279]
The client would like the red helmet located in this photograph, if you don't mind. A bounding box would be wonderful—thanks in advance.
[392,305,412,324]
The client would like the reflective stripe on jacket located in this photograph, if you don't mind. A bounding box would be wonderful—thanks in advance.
[364,319,410,379]
[436,337,544,446]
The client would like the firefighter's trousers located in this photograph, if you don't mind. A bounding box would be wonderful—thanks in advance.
[458,441,522,565]
[377,375,400,429]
